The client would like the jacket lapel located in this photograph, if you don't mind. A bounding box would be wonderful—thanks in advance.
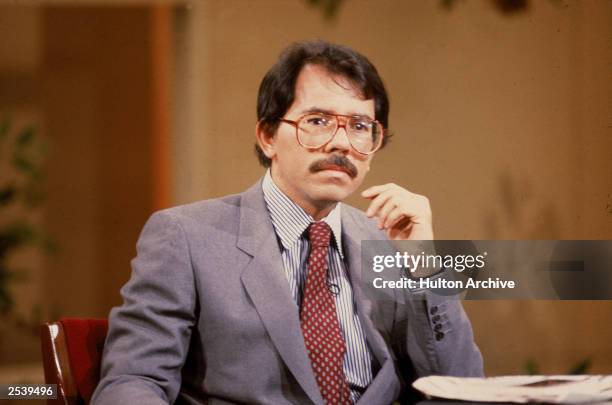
[341,209,390,364]
[237,181,323,405]
[341,209,401,403]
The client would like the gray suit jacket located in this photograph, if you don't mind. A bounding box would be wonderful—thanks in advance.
[92,180,483,405]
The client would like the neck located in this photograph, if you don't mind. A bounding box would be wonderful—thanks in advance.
[269,168,337,221]
[308,202,336,221]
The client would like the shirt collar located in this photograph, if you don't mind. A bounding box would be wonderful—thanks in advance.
[262,170,344,258]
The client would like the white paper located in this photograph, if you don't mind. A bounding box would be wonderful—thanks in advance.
[412,375,612,404]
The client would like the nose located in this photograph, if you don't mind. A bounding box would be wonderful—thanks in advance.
[323,120,352,153]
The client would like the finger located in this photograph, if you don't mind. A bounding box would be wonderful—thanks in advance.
[402,194,432,224]
[376,198,399,228]
[383,206,410,230]
[361,183,393,199]
[365,189,395,217]
[386,217,413,240]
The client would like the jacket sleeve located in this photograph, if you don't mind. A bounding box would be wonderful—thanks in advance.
[420,291,484,376]
[91,211,197,405]
[393,287,484,380]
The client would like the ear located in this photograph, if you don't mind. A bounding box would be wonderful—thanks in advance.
[255,121,277,160]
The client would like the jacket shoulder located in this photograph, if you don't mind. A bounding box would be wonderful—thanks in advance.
[148,192,243,233]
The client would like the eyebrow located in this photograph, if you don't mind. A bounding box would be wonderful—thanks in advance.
[299,107,374,121]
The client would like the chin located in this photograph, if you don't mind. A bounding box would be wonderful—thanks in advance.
[309,184,355,204]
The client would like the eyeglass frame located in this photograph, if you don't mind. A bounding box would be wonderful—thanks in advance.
[277,112,385,155]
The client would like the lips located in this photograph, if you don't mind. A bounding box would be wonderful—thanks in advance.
[319,164,351,175]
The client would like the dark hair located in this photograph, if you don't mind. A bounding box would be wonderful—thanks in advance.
[255,40,391,167]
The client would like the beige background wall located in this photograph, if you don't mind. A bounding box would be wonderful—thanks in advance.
[0,0,610,377]
[173,0,612,375]
[176,0,610,240]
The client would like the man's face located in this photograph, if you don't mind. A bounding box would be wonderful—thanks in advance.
[262,64,375,216]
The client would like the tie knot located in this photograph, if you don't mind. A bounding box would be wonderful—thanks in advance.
[307,221,332,248]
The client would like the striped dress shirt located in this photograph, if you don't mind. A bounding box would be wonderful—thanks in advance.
[262,171,373,403]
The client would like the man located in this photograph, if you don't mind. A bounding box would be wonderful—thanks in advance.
[92,41,482,405]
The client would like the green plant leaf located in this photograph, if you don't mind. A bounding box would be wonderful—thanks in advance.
[0,295,13,314]
[12,154,35,173]
[16,126,36,148]
[0,221,39,255]
[2,266,28,282]
[305,0,344,21]
[0,184,17,206]
[569,359,591,375]
[525,358,539,375]
[440,0,457,9]
[0,118,52,320]
[0,269,15,314]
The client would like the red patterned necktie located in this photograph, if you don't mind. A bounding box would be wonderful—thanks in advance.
[300,221,351,405]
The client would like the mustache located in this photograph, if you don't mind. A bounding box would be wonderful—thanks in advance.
[309,155,358,178]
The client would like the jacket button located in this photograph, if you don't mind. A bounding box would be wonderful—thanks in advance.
[432,314,441,323]
[435,332,445,341]
[434,323,443,331]
[430,306,439,315]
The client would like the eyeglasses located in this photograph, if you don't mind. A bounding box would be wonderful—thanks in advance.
[279,112,384,155]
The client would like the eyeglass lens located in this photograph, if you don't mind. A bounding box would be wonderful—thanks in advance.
[297,114,382,154]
